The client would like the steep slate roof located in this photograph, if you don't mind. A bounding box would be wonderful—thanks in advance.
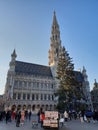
[15,61,84,81]
[15,61,53,77]
[74,71,84,82]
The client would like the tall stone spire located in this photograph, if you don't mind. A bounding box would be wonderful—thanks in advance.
[52,11,59,28]
[48,11,62,67]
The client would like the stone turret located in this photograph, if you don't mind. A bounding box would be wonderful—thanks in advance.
[4,49,17,102]
[9,49,17,71]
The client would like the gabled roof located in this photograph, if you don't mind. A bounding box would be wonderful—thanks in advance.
[15,61,53,77]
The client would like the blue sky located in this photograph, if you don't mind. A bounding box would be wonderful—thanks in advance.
[0,0,98,94]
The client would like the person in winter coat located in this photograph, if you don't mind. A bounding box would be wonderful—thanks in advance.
[20,110,25,126]
[16,111,21,127]
[40,112,45,127]
[59,114,64,127]
[28,111,32,121]
[85,110,93,123]
[64,111,68,122]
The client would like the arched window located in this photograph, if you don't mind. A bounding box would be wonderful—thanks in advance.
[37,82,39,88]
[52,95,54,101]
[36,94,38,100]
[32,94,34,100]
[27,94,30,100]
[18,93,21,99]
[41,94,43,100]
[44,94,46,100]
[28,82,31,87]
[13,93,16,99]
[14,81,18,87]
[23,93,26,100]
[48,95,50,100]
[41,83,43,88]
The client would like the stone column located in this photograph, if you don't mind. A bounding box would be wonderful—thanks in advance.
[47,94,48,100]
[50,95,52,101]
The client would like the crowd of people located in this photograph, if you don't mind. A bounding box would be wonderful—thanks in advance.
[59,109,98,127]
[0,108,46,128]
[0,108,98,128]
[0,109,32,127]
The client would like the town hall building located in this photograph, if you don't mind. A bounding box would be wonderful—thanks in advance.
[4,12,92,112]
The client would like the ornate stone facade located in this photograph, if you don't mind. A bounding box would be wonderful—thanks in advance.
[4,54,56,111]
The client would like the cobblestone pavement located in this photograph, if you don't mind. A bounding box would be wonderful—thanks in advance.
[0,116,98,130]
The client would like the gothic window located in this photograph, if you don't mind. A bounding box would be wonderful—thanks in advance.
[41,94,43,100]
[44,94,46,100]
[23,93,26,100]
[47,83,48,87]
[13,93,16,99]
[14,81,18,87]
[24,81,27,88]
[32,94,34,100]
[46,83,49,89]
[37,82,39,88]
[35,82,37,88]
[18,93,21,100]
[36,94,38,100]
[28,82,31,90]
[31,82,33,88]
[52,95,54,101]
[28,82,31,87]
[48,83,50,89]
[27,94,30,100]
[51,84,54,89]
[19,81,22,88]
[53,35,54,40]
[33,82,36,88]
[45,83,47,88]
[48,95,50,100]
[41,83,43,88]
[39,82,41,88]
[55,35,57,40]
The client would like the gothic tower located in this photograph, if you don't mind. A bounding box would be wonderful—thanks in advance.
[48,11,62,78]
